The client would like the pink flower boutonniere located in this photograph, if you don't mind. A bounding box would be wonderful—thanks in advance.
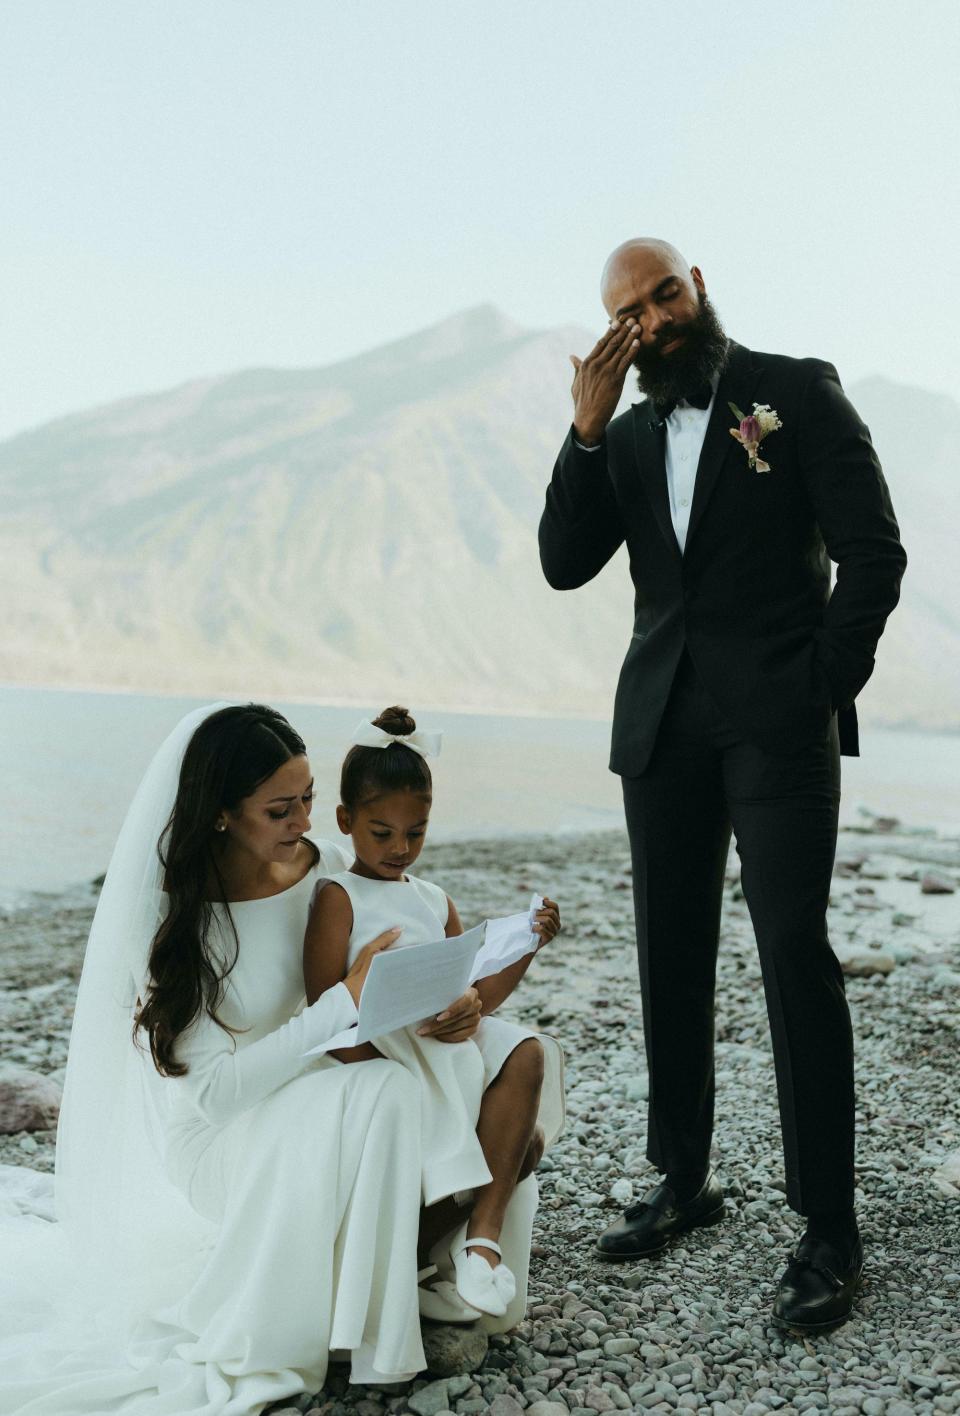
[728,401,782,473]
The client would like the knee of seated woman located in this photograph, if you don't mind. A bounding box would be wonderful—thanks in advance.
[505,1038,545,1087]
[353,1056,420,1107]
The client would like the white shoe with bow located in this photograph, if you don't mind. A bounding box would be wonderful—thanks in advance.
[447,1223,515,1318]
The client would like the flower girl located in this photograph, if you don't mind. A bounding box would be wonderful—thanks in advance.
[304,706,563,1322]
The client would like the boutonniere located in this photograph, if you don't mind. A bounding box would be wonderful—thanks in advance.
[728,401,782,473]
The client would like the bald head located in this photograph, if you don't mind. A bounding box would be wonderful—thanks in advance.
[597,236,706,357]
[600,238,692,311]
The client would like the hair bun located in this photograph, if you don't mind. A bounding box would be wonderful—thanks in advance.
[373,705,417,737]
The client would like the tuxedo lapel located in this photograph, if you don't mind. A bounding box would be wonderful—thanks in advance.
[685,341,763,552]
[631,405,681,559]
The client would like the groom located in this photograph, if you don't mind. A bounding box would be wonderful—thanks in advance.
[538,239,906,1330]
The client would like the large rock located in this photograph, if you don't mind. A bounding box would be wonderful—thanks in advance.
[419,1321,488,1377]
[922,870,957,895]
[0,1064,62,1133]
[932,1149,960,1197]
[834,854,866,877]
[835,947,896,978]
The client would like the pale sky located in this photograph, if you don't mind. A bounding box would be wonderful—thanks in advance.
[2,0,958,442]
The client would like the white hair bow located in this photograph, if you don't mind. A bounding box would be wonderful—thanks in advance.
[350,719,443,759]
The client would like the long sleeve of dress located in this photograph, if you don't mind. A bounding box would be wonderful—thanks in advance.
[172,982,358,1127]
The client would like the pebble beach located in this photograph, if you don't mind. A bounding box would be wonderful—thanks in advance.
[1,819,959,1416]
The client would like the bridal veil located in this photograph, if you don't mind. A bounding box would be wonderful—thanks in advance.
[0,705,228,1367]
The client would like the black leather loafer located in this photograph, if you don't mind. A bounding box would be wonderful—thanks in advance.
[772,1232,864,1331]
[595,1170,725,1260]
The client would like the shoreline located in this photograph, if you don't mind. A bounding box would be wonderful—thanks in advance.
[4,678,960,736]
[4,813,960,916]
[0,677,618,725]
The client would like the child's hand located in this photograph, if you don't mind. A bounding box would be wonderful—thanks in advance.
[534,897,561,947]
[343,927,401,1006]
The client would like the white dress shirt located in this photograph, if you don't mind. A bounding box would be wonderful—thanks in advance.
[575,371,720,554]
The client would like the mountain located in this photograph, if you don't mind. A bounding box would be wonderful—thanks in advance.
[829,376,960,729]
[0,307,956,728]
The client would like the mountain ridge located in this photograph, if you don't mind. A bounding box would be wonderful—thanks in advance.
[2,306,956,728]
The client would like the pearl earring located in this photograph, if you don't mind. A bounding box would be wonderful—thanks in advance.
[216,822,226,832]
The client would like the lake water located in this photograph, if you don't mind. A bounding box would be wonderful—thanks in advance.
[1,684,959,897]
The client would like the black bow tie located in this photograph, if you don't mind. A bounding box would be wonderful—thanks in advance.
[653,382,714,421]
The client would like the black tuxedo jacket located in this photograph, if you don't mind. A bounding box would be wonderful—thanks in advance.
[539,341,907,777]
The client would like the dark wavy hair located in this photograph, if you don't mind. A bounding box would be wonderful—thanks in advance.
[135,703,317,1077]
[340,705,433,810]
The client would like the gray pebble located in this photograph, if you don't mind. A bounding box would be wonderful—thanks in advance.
[407,1381,450,1416]
[609,1179,633,1207]
[602,1337,638,1357]
[483,1397,524,1416]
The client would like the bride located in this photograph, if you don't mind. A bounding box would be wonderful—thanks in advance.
[0,702,562,1415]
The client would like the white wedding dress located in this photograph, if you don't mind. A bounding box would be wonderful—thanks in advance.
[0,842,432,1412]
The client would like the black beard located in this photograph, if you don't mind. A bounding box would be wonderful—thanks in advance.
[633,291,729,407]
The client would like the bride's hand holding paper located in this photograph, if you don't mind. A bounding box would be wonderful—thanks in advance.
[342,925,403,1005]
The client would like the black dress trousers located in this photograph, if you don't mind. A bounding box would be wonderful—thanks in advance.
[621,647,854,1215]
